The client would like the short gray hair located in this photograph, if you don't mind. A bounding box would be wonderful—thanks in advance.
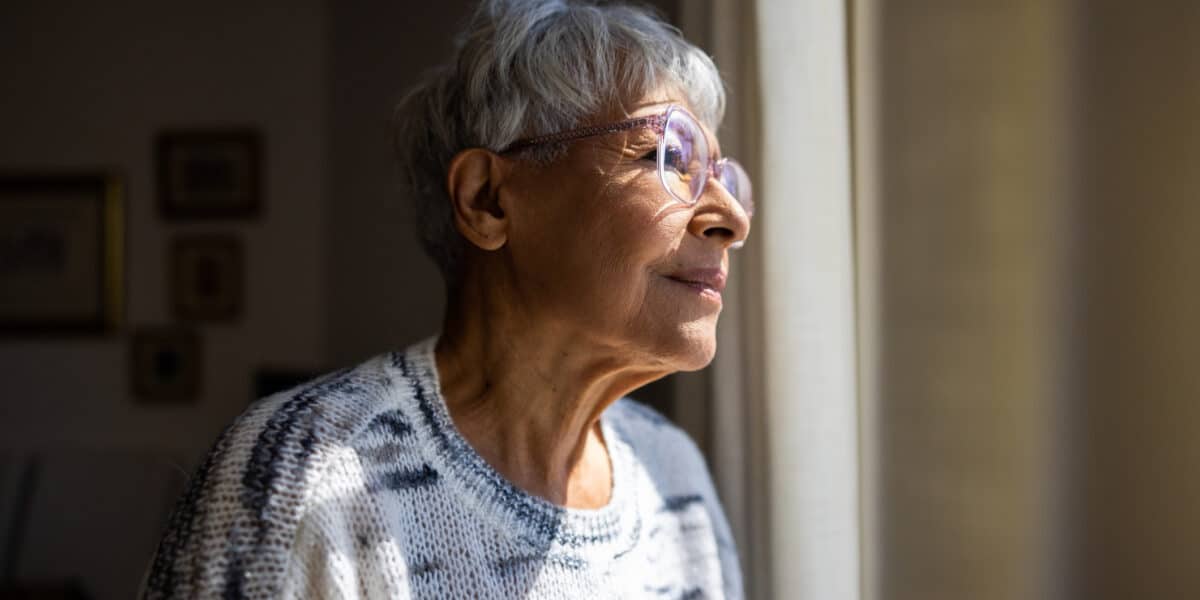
[392,0,727,287]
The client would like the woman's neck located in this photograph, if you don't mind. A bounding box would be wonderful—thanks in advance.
[433,281,668,509]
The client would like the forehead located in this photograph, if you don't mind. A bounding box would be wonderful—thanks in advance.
[609,87,721,153]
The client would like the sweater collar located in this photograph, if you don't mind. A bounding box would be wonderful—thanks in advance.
[388,336,642,560]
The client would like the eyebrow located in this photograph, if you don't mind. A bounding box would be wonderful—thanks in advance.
[624,128,659,144]
[499,113,666,154]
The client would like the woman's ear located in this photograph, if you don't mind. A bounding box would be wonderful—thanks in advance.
[446,148,509,251]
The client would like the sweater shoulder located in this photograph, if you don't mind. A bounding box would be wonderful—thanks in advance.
[143,352,406,599]
[606,397,693,446]
[606,397,744,598]
[234,352,403,470]
[228,351,431,510]
[605,397,709,484]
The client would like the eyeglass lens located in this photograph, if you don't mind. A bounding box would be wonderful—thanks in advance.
[659,109,753,217]
[660,109,708,206]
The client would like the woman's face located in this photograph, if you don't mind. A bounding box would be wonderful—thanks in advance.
[499,89,751,372]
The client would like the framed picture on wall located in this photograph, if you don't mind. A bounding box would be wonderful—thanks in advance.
[171,234,244,321]
[157,129,261,219]
[131,327,200,404]
[0,173,124,335]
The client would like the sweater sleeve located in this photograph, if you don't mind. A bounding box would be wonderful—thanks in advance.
[609,398,746,599]
[280,500,358,599]
[694,454,745,600]
[663,423,744,600]
[142,378,375,599]
[279,445,414,599]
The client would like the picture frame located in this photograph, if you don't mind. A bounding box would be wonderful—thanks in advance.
[157,129,261,219]
[171,234,244,322]
[0,173,124,335]
[131,327,200,404]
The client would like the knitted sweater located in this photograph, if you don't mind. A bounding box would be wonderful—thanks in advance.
[143,337,743,599]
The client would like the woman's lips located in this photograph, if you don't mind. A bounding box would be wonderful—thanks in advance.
[665,268,726,303]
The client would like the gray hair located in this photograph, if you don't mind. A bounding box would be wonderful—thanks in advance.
[392,0,727,287]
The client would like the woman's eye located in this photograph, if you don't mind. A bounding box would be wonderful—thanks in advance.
[640,146,689,176]
[663,146,688,174]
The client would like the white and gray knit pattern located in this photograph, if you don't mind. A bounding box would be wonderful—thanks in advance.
[143,337,743,599]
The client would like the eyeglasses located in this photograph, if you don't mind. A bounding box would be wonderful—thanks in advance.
[500,105,754,218]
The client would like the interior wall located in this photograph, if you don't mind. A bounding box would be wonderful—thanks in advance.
[323,0,470,367]
[0,2,326,597]
[0,0,327,450]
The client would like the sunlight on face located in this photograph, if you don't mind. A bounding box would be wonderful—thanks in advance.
[501,87,749,372]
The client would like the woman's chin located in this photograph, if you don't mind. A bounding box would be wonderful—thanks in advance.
[662,326,718,372]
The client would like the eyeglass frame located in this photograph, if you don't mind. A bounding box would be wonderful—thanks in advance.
[497,104,754,218]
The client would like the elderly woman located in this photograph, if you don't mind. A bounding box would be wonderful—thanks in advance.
[143,0,751,598]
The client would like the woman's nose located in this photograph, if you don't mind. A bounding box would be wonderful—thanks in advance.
[687,177,752,249]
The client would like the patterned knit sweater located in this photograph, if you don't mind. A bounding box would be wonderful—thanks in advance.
[143,337,743,599]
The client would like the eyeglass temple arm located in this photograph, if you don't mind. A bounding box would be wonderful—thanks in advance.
[498,114,665,154]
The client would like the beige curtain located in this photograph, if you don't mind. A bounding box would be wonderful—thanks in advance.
[713,0,1200,598]
[712,0,1070,598]
[856,1,1200,599]
[853,1,1073,599]
[708,0,861,598]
